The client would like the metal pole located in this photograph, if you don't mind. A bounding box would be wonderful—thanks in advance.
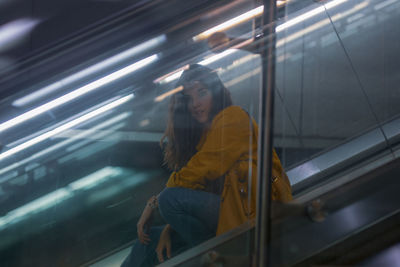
[254,0,276,266]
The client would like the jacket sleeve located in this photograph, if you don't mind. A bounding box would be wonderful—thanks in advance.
[166,107,253,189]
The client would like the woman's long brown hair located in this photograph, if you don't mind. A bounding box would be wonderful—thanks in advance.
[161,64,233,171]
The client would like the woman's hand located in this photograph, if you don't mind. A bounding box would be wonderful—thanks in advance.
[156,224,172,263]
[137,196,157,244]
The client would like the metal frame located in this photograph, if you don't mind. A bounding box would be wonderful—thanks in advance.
[254,0,277,266]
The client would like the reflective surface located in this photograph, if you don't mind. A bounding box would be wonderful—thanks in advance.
[0,1,263,266]
[272,0,400,266]
[1,0,400,266]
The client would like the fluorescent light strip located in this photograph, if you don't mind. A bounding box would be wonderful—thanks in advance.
[0,94,133,161]
[276,1,367,47]
[374,0,399,10]
[157,49,237,84]
[0,55,157,133]
[0,18,40,53]
[193,6,264,41]
[198,49,236,65]
[277,0,288,6]
[0,188,72,228]
[0,112,131,179]
[154,64,189,84]
[276,0,347,32]
[69,167,122,191]
[13,36,165,107]
[155,86,184,102]
[161,0,347,85]
[193,0,347,42]
[164,71,183,83]
[0,166,125,229]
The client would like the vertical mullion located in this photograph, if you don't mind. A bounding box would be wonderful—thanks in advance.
[255,0,277,266]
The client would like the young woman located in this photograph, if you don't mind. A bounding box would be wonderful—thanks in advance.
[121,64,292,267]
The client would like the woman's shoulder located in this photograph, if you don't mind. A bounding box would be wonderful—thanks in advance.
[219,105,248,116]
[212,105,250,125]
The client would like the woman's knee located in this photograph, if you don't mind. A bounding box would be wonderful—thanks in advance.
[158,187,186,220]
[158,188,176,213]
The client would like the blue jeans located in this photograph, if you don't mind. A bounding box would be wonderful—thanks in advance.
[121,187,220,267]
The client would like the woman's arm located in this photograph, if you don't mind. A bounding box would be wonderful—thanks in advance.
[167,106,255,189]
[137,195,159,244]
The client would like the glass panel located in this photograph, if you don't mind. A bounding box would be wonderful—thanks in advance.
[0,1,264,266]
[275,0,379,172]
[329,0,400,125]
[271,0,400,266]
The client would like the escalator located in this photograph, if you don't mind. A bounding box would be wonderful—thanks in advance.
[0,0,400,266]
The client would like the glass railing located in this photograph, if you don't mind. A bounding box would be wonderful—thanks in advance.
[160,0,400,266]
[276,0,400,192]
[271,0,400,266]
[1,0,400,266]
[0,1,263,266]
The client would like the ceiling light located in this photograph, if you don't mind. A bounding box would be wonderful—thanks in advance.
[12,36,165,107]
[0,55,156,133]
[193,6,264,41]
[0,94,133,161]
[154,86,184,102]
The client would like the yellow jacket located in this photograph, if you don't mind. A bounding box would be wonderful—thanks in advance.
[166,106,292,235]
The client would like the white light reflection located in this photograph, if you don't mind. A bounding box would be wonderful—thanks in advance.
[0,166,124,230]
[0,188,72,229]
[276,1,367,48]
[0,112,131,180]
[164,71,183,83]
[192,0,347,42]
[276,0,347,32]
[13,36,165,107]
[69,167,122,191]
[0,94,133,161]
[193,6,264,41]
[0,55,156,133]
[198,49,236,65]
[156,49,238,84]
[374,0,399,10]
[160,0,348,85]
[64,123,126,152]
[287,161,321,185]
[154,86,183,102]
[0,18,40,53]
[57,132,122,164]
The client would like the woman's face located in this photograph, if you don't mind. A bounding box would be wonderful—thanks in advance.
[183,82,213,124]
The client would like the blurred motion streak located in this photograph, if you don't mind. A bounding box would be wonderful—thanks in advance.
[192,0,346,41]
[0,18,40,53]
[57,133,121,163]
[374,0,399,10]
[157,49,237,84]
[193,6,263,41]
[162,0,349,85]
[277,0,288,7]
[0,94,134,161]
[0,188,72,229]
[12,36,166,107]
[276,1,367,47]
[198,48,236,65]
[0,166,124,230]
[224,67,261,88]
[154,65,189,84]
[0,112,131,179]
[69,166,123,191]
[0,55,157,133]
[276,0,348,32]
[154,86,183,102]
[64,123,126,151]
[56,125,125,164]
